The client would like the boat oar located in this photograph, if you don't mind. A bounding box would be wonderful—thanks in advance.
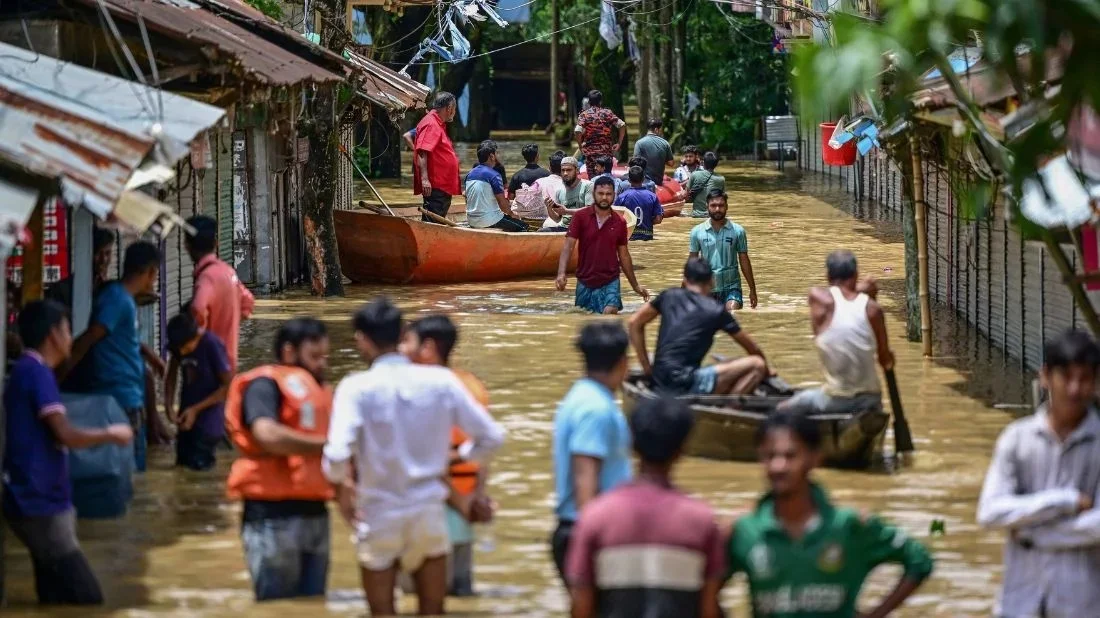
[358,200,390,216]
[418,207,458,227]
[337,143,395,216]
[885,369,915,453]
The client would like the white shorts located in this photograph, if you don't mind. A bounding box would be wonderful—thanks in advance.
[357,503,451,572]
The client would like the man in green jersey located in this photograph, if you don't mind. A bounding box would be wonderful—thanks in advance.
[726,412,933,617]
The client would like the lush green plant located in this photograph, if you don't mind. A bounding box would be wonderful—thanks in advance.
[245,0,283,20]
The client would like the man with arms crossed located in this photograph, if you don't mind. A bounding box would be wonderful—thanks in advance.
[977,330,1100,618]
[555,176,649,314]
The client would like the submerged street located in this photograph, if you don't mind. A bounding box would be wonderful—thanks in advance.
[5,149,1031,617]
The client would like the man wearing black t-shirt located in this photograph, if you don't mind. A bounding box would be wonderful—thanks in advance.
[628,258,769,395]
[507,143,552,199]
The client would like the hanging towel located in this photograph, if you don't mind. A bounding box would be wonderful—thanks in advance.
[599,0,622,48]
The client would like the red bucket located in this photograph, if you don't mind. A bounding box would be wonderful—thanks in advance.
[820,122,857,166]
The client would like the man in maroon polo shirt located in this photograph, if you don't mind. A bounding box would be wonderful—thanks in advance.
[415,92,461,222]
[555,176,649,314]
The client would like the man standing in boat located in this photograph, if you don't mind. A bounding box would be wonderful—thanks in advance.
[555,176,649,314]
[414,92,461,223]
[778,250,891,416]
[629,258,768,396]
[726,411,933,616]
[575,89,626,162]
[689,189,757,311]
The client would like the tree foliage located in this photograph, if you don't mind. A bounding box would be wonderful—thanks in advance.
[244,0,283,21]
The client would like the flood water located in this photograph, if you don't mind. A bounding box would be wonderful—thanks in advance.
[5,136,1036,616]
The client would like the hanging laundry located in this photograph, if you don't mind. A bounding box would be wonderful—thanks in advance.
[427,39,455,62]
[599,0,622,49]
[685,91,701,116]
[626,18,640,61]
[474,0,509,28]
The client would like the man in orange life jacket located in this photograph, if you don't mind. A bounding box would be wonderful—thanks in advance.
[401,315,495,597]
[224,318,332,601]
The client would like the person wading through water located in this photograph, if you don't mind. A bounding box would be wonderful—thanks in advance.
[777,250,891,416]
[225,318,333,601]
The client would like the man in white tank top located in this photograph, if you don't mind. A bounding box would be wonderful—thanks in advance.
[780,250,894,414]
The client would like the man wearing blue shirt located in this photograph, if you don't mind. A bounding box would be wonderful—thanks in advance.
[62,241,161,471]
[4,300,132,604]
[550,321,633,583]
[689,190,758,311]
[616,166,664,241]
[464,142,527,232]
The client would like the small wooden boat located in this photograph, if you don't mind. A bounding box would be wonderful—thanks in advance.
[662,202,684,218]
[621,373,889,469]
[580,166,686,208]
[334,207,636,284]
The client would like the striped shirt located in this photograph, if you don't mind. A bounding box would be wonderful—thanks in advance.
[976,406,1100,618]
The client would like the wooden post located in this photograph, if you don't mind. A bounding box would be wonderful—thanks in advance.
[21,200,44,304]
[549,0,559,123]
[909,136,932,356]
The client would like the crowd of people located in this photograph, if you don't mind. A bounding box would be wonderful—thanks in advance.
[4,86,1100,618]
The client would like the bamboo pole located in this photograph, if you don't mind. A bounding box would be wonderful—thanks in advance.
[909,136,933,356]
[549,0,559,123]
[1043,231,1100,336]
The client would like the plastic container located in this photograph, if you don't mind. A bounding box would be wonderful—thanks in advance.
[63,393,134,518]
[820,122,857,166]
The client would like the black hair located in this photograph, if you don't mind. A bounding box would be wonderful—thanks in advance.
[477,142,497,164]
[755,411,823,451]
[681,145,699,155]
[683,257,714,284]
[576,321,628,373]
[648,118,663,131]
[185,215,218,255]
[587,89,603,106]
[592,175,617,192]
[1044,330,1100,371]
[411,315,458,363]
[18,299,68,350]
[274,317,328,361]
[166,311,199,355]
[353,296,403,348]
[628,156,647,170]
[706,189,728,204]
[522,143,539,164]
[631,396,695,464]
[93,228,115,252]
[594,155,614,174]
[122,241,160,279]
[702,151,719,171]
[549,150,566,175]
[825,250,858,282]
[432,91,456,110]
[628,165,645,184]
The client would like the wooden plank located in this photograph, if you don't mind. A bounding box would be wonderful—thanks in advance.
[21,200,44,303]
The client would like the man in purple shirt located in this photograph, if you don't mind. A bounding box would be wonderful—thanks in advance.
[3,300,132,604]
[165,310,232,471]
[566,396,724,618]
[616,166,664,241]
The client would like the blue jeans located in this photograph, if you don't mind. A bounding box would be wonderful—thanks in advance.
[241,513,330,601]
[575,279,623,314]
[688,365,720,394]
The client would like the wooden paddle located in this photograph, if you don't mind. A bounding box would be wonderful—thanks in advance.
[418,207,458,227]
[885,369,915,453]
[358,200,390,216]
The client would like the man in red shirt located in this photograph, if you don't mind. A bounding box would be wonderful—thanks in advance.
[574,90,626,162]
[414,92,461,222]
[555,176,649,314]
[183,216,255,371]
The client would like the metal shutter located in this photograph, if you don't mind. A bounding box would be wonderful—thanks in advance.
[1022,241,1044,370]
[1004,228,1024,363]
[216,131,234,264]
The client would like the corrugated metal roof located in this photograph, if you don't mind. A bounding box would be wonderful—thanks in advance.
[0,42,224,227]
[194,0,428,113]
[68,0,345,87]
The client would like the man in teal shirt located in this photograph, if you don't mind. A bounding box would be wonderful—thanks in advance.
[689,190,757,311]
[726,412,933,617]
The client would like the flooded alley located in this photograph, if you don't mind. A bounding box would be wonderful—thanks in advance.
[4,147,1032,617]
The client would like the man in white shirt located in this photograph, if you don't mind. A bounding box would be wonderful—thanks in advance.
[323,298,505,617]
[977,330,1100,618]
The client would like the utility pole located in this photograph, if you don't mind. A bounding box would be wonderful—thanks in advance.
[550,0,559,123]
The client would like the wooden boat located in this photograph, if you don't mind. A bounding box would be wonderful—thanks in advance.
[580,165,685,208]
[621,373,889,469]
[334,207,636,284]
[662,202,684,218]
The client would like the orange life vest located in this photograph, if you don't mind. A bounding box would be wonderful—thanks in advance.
[225,365,334,502]
[450,369,488,496]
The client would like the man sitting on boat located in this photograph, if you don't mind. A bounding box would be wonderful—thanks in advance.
[778,250,893,415]
[628,258,769,396]
[464,142,528,233]
[543,156,593,232]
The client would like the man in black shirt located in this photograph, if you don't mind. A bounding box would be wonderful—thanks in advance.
[507,143,552,199]
[628,258,769,395]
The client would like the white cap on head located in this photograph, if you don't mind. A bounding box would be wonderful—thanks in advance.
[561,156,579,167]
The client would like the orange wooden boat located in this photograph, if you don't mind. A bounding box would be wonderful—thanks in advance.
[662,202,684,218]
[334,208,637,284]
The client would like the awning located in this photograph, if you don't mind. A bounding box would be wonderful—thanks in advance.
[0,42,226,237]
[112,190,192,238]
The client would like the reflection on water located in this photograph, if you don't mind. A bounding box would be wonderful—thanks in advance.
[5,143,1034,616]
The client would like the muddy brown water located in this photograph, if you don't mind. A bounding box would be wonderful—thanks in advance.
[5,139,1033,616]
